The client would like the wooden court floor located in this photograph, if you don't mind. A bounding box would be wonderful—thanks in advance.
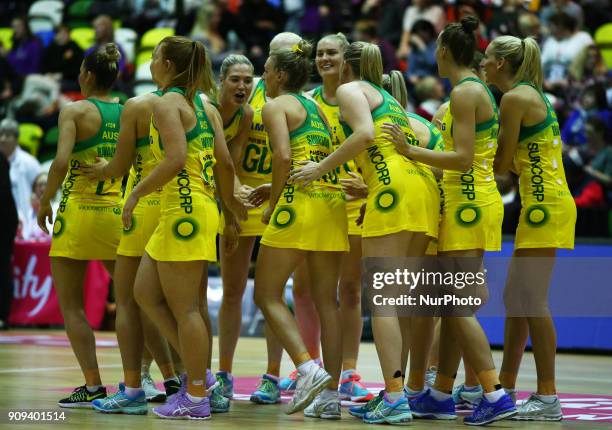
[1,329,611,429]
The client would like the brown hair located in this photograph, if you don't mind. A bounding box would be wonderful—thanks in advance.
[344,41,383,86]
[439,16,479,67]
[83,43,120,90]
[160,36,217,105]
[269,38,313,93]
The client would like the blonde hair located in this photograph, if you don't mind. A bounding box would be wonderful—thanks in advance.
[160,36,217,105]
[344,42,383,86]
[382,71,408,108]
[319,32,350,52]
[270,39,313,93]
[220,54,254,79]
[489,36,542,89]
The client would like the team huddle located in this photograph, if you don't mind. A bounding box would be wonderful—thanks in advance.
[37,14,577,427]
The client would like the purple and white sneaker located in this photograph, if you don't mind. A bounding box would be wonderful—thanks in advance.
[152,392,211,420]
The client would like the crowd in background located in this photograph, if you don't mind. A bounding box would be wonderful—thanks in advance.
[1,0,611,242]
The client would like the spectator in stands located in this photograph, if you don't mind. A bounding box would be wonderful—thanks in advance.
[0,56,17,116]
[540,0,583,31]
[41,25,84,92]
[397,0,445,60]
[353,20,399,73]
[6,16,43,79]
[541,12,593,94]
[583,117,612,203]
[569,45,611,87]
[86,15,128,75]
[0,118,41,223]
[0,148,17,330]
[562,83,612,146]
[17,172,51,242]
[517,12,542,41]
[487,0,522,39]
[360,0,405,48]
[124,0,175,36]
[413,76,445,121]
[405,20,438,81]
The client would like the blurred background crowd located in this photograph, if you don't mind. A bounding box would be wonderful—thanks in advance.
[1,0,611,247]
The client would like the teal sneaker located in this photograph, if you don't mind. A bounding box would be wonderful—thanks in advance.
[349,390,384,418]
[250,375,281,404]
[364,392,413,425]
[452,384,483,410]
[216,371,234,399]
[92,383,148,415]
[210,385,230,413]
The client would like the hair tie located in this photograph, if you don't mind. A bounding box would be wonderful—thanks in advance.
[292,43,303,54]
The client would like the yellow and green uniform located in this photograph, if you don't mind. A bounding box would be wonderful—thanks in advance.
[261,94,348,251]
[350,83,440,239]
[223,105,244,143]
[408,112,445,255]
[117,91,164,257]
[233,78,272,236]
[439,77,503,252]
[50,98,123,260]
[513,82,576,249]
[145,87,220,262]
[312,86,364,236]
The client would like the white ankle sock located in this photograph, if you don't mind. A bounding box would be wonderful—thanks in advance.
[464,385,480,391]
[86,385,101,393]
[386,391,404,402]
[430,388,451,401]
[297,360,317,375]
[484,388,506,403]
[313,357,323,367]
[536,394,558,404]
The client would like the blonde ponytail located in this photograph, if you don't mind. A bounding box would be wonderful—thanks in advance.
[489,35,543,89]
[382,71,408,108]
[344,41,383,86]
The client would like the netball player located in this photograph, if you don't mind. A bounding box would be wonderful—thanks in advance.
[122,36,245,419]
[38,43,123,408]
[215,33,301,405]
[383,17,517,425]
[483,35,576,421]
[291,41,440,424]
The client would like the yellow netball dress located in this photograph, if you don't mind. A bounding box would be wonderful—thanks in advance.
[231,79,272,236]
[439,77,503,252]
[50,98,123,260]
[350,83,440,239]
[312,86,364,236]
[408,112,445,255]
[261,94,348,251]
[117,91,163,257]
[513,83,576,249]
[145,88,220,262]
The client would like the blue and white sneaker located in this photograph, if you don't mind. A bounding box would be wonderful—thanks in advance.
[363,392,413,425]
[349,390,384,418]
[92,383,148,415]
[216,371,234,399]
[339,371,374,402]
[464,393,517,426]
[409,388,457,420]
[279,369,298,392]
[453,384,483,410]
[250,374,281,404]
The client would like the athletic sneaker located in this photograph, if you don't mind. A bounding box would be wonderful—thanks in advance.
[216,371,234,399]
[505,388,517,405]
[425,368,437,387]
[58,385,107,408]
[92,383,148,414]
[286,366,332,414]
[279,369,298,392]
[142,373,166,402]
[210,386,230,413]
[164,377,181,398]
[304,393,341,420]
[409,388,457,420]
[513,393,563,421]
[152,392,211,420]
[463,393,517,426]
[339,372,374,402]
[452,384,483,410]
[349,390,384,418]
[250,375,281,404]
[363,393,413,425]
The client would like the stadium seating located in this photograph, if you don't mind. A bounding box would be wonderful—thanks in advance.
[70,27,95,51]
[0,27,13,51]
[115,28,138,63]
[28,0,64,33]
[66,0,94,29]
[595,23,612,68]
[18,123,44,156]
